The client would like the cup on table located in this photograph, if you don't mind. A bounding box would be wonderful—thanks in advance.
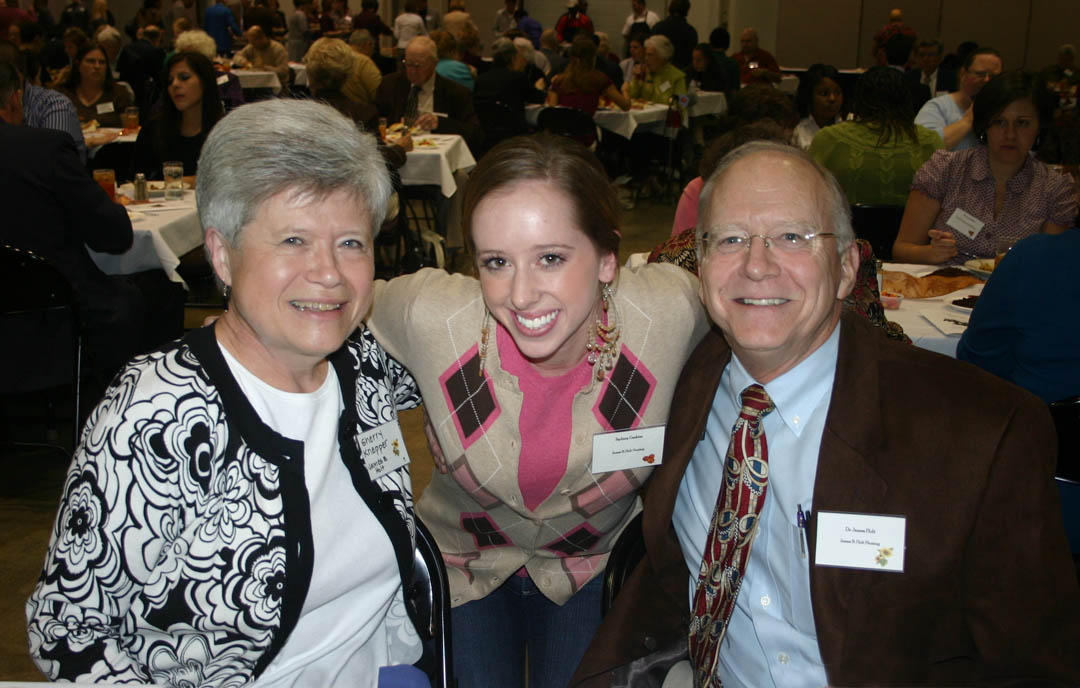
[122,106,140,132]
[92,168,116,201]
[378,117,388,140]
[163,161,184,200]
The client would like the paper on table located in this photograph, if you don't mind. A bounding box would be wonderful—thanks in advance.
[921,312,967,336]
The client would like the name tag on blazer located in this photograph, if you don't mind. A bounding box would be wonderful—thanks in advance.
[359,420,410,480]
[592,425,665,473]
[814,511,906,573]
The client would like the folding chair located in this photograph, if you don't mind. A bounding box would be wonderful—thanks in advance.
[406,518,456,687]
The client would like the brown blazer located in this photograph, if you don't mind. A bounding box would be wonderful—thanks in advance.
[374,71,483,154]
[571,313,1080,687]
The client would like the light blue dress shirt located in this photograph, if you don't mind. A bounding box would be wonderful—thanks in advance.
[672,326,840,688]
[915,92,977,151]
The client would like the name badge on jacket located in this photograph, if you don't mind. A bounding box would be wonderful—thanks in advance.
[359,420,410,480]
[814,511,906,573]
[591,425,665,473]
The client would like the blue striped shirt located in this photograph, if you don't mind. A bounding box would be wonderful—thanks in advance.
[23,84,86,163]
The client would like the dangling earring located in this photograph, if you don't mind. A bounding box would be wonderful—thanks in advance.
[478,308,491,382]
[978,131,987,144]
[223,284,231,307]
[586,282,619,382]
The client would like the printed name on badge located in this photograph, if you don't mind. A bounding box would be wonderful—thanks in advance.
[945,207,984,240]
[814,511,906,573]
[97,101,115,114]
[592,425,665,473]
[216,74,229,86]
[359,420,410,481]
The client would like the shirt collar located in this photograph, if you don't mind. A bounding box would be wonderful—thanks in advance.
[724,324,840,437]
[968,144,1036,192]
[421,72,436,94]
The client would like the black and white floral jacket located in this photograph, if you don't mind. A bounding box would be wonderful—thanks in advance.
[26,325,422,686]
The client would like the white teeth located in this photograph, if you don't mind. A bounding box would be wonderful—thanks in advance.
[740,298,787,306]
[515,311,556,330]
[291,301,342,312]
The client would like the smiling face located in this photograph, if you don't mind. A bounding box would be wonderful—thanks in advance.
[167,59,203,113]
[207,187,375,379]
[960,53,1002,99]
[78,47,108,88]
[471,180,617,377]
[811,76,842,125]
[698,153,858,382]
[985,97,1039,168]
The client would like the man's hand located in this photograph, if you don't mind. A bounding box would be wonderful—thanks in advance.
[415,112,438,131]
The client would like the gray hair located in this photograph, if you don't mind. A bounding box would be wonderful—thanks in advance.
[644,34,673,62]
[349,28,374,47]
[174,29,217,60]
[491,36,515,66]
[696,140,854,259]
[197,99,392,252]
[94,25,122,50]
[1060,44,1077,59]
[512,36,534,64]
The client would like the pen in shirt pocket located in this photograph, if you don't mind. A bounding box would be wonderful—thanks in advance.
[797,504,809,558]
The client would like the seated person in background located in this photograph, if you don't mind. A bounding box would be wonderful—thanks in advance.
[619,29,646,86]
[374,34,481,153]
[550,34,628,115]
[908,38,956,99]
[734,26,779,84]
[958,230,1080,404]
[115,22,162,113]
[57,42,132,126]
[0,57,181,378]
[133,51,223,178]
[352,0,392,44]
[810,66,942,206]
[708,26,741,93]
[0,38,86,161]
[894,70,1075,265]
[232,25,289,87]
[306,35,377,126]
[571,140,1080,688]
[474,36,544,135]
[174,28,243,109]
[431,29,473,91]
[883,32,930,112]
[347,29,385,101]
[540,27,567,75]
[915,46,1001,150]
[28,98,429,687]
[243,0,282,43]
[793,63,843,150]
[513,35,549,88]
[687,42,727,92]
[94,24,123,73]
[624,33,685,104]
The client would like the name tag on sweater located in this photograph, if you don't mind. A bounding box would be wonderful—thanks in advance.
[815,511,906,573]
[359,420,410,480]
[591,425,665,473]
[96,101,115,114]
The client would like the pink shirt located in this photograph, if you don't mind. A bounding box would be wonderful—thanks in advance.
[911,147,1077,264]
[672,176,704,237]
[497,324,593,512]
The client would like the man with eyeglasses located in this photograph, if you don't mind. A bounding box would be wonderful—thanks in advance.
[570,142,1080,687]
[916,46,1002,150]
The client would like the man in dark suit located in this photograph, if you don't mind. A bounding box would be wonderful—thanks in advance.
[0,57,182,377]
[474,36,544,141]
[375,34,481,154]
[570,142,1080,687]
[884,32,930,111]
[652,0,696,73]
[908,37,957,98]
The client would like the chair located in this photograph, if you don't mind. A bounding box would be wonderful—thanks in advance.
[0,245,83,453]
[1050,396,1080,483]
[401,187,446,269]
[406,518,455,688]
[536,106,599,149]
[474,99,521,157]
[601,512,645,617]
[849,204,905,261]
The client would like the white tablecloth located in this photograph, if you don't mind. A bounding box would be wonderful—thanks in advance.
[290,62,308,86]
[89,190,203,285]
[233,68,282,93]
[85,127,138,158]
[398,134,477,197]
[688,90,727,117]
[881,262,984,358]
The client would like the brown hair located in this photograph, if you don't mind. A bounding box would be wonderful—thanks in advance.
[561,34,606,93]
[463,133,620,258]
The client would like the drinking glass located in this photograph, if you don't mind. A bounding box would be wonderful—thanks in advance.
[378,117,388,139]
[163,161,184,200]
[122,106,140,131]
[92,168,116,201]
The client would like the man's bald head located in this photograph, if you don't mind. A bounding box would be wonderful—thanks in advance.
[739,27,758,53]
[888,8,902,23]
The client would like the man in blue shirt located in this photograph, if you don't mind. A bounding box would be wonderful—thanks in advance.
[204,0,240,55]
[570,143,1080,687]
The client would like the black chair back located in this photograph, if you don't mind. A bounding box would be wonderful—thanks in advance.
[0,245,83,450]
[1050,396,1080,482]
[536,105,598,146]
[474,99,521,157]
[601,512,644,617]
[849,204,905,261]
[406,518,455,688]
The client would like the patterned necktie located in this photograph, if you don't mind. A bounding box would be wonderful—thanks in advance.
[688,384,775,688]
[404,84,420,124]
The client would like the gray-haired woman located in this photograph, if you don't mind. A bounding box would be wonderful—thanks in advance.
[27,99,429,688]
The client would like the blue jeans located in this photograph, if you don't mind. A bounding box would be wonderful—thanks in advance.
[451,573,603,688]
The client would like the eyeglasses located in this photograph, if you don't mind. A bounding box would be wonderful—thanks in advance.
[402,59,426,69]
[701,230,837,256]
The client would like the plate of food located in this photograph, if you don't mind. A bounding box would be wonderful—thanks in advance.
[963,257,995,279]
[948,294,979,314]
[414,138,438,148]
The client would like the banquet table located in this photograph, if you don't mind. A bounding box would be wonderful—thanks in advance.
[398,133,477,197]
[88,190,203,286]
[232,68,282,93]
[290,62,308,87]
[85,127,138,157]
[525,90,727,139]
[881,262,985,358]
